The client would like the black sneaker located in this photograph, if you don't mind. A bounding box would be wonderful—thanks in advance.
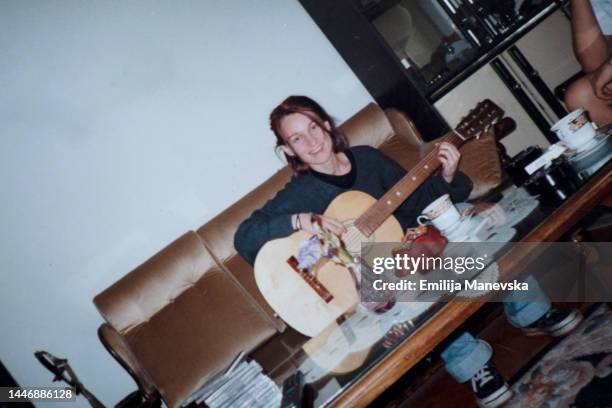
[521,308,583,337]
[471,360,513,408]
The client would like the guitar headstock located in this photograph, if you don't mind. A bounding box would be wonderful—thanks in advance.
[455,99,504,141]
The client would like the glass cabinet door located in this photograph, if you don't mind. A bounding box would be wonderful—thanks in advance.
[354,0,556,95]
[357,0,483,92]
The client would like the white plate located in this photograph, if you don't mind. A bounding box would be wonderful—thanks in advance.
[568,125,612,159]
[440,212,485,239]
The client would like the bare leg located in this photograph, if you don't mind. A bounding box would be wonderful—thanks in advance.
[565,74,612,125]
[570,0,609,72]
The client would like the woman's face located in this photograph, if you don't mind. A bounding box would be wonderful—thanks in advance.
[279,112,333,168]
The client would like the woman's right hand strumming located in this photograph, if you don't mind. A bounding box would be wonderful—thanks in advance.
[293,213,347,236]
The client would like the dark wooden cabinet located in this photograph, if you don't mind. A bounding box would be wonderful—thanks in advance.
[299,0,570,142]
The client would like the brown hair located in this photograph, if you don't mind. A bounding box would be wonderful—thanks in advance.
[270,95,348,174]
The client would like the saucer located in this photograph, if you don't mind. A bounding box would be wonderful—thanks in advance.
[442,214,489,242]
[564,134,599,153]
[446,225,515,244]
[567,125,611,159]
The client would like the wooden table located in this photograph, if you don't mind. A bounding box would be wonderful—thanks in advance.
[330,161,612,407]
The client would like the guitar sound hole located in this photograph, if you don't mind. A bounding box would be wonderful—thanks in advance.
[342,219,374,256]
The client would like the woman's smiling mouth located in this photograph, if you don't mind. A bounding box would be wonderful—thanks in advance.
[310,144,324,155]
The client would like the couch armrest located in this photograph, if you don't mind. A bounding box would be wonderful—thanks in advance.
[98,323,160,404]
[384,108,426,148]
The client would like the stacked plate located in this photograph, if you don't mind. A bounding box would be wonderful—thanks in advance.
[567,124,612,175]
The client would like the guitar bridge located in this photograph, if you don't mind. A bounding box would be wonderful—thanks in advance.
[287,256,334,303]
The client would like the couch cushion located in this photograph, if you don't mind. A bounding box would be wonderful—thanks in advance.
[94,231,219,333]
[196,168,293,330]
[221,253,286,331]
[384,108,426,148]
[125,269,277,408]
[340,103,395,148]
[197,167,292,263]
[378,134,422,172]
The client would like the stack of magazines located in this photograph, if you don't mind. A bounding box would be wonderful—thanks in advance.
[181,352,281,408]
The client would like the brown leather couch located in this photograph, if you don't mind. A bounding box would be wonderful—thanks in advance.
[93,103,503,408]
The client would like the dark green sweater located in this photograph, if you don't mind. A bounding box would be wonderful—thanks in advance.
[234,145,473,265]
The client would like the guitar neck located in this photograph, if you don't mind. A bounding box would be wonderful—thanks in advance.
[355,131,466,237]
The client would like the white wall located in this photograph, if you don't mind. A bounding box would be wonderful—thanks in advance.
[0,1,373,405]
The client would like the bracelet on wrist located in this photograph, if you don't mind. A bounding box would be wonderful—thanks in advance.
[296,214,302,230]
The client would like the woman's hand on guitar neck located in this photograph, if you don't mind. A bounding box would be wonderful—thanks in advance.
[437,142,461,183]
[293,213,347,236]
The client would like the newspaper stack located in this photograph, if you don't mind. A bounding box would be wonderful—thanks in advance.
[182,352,282,408]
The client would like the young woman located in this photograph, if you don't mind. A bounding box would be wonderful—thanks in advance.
[234,95,471,265]
[234,95,582,408]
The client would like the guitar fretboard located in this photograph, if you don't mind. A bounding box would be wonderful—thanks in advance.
[355,131,466,237]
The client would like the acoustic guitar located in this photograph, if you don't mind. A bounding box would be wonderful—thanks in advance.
[254,100,505,338]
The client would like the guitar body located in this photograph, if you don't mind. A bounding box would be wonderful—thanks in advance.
[254,190,404,337]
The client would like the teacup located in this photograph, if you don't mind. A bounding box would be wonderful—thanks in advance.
[551,108,597,150]
[417,194,461,232]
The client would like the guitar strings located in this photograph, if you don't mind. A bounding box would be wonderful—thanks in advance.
[342,226,365,251]
[354,132,463,235]
[358,136,445,225]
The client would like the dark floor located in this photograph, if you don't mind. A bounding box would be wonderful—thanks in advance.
[373,302,593,408]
